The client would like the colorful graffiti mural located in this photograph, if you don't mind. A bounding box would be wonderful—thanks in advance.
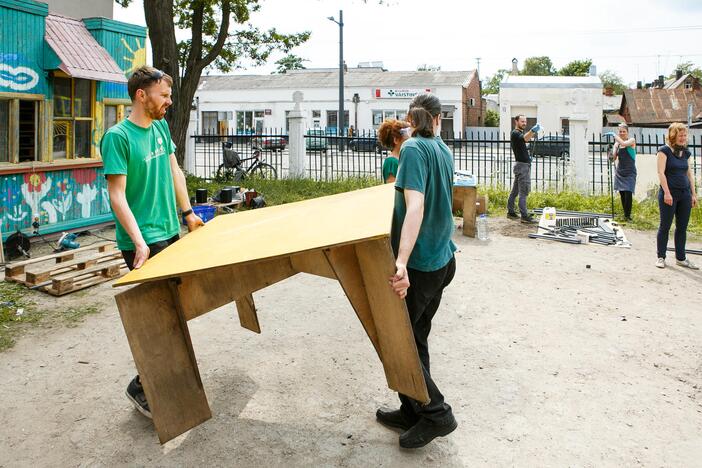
[121,37,146,75]
[0,53,44,94]
[0,167,110,235]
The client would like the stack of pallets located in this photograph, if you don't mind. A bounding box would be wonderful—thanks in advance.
[4,241,128,296]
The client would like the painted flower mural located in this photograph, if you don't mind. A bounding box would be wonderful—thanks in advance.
[74,168,98,218]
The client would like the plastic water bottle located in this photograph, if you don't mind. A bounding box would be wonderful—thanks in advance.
[477,214,489,241]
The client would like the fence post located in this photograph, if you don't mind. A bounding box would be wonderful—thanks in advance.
[185,118,197,175]
[288,91,306,178]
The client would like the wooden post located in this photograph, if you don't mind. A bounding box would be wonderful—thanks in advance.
[462,187,477,237]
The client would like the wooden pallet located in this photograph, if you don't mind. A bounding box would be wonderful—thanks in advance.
[4,241,128,296]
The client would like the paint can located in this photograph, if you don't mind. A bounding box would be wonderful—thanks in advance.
[195,188,208,204]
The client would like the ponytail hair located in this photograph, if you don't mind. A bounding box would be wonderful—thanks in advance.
[408,93,442,138]
[407,107,435,138]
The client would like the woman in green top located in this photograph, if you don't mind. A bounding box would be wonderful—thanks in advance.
[378,119,410,183]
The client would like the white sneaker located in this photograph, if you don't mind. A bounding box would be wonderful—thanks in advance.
[655,258,665,269]
[676,258,700,270]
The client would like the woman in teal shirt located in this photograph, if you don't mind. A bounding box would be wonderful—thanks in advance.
[378,119,409,183]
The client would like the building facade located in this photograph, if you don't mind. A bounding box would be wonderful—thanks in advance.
[191,68,482,138]
[0,0,146,240]
[498,75,603,136]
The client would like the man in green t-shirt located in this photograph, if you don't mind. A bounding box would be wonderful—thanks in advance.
[101,66,204,419]
[377,94,458,449]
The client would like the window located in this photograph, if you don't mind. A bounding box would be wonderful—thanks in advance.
[685,82,693,90]
[202,111,218,134]
[468,98,476,107]
[312,110,321,118]
[52,76,94,159]
[326,110,349,132]
[104,105,118,131]
[372,110,407,129]
[0,100,10,163]
[18,100,38,162]
[561,118,570,135]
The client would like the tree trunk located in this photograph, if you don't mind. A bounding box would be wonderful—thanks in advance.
[143,0,189,166]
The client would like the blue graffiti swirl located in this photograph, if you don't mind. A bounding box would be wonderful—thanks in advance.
[0,69,34,85]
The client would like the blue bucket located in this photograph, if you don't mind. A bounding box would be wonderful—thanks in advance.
[183,204,216,225]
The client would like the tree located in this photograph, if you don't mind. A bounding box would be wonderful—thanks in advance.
[669,61,702,81]
[273,54,307,74]
[417,64,441,71]
[484,109,499,127]
[558,59,592,76]
[115,0,310,166]
[520,56,555,76]
[599,70,627,94]
[482,69,509,95]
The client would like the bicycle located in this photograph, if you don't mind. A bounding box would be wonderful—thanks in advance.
[216,142,278,181]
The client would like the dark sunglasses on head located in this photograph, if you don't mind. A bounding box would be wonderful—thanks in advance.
[142,68,164,81]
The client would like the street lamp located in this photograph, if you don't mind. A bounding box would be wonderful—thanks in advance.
[328,10,344,137]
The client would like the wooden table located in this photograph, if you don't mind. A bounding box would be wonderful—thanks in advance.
[452,185,478,237]
[114,184,429,444]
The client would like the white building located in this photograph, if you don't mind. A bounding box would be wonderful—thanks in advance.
[498,75,603,136]
[190,67,482,138]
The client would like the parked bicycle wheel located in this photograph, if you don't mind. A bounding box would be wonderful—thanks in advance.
[251,163,277,179]
[215,164,235,181]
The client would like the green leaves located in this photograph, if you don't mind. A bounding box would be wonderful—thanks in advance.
[558,59,593,77]
[273,54,308,74]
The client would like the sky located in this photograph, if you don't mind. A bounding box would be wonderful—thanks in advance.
[113,0,702,86]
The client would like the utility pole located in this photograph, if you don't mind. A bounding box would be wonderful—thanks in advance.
[328,10,344,136]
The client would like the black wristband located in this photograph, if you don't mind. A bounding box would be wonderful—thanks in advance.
[182,208,193,217]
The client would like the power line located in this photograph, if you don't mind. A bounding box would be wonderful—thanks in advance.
[523,25,702,36]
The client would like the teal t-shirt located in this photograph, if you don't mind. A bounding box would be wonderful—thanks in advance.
[382,156,399,182]
[391,136,457,272]
[101,118,179,251]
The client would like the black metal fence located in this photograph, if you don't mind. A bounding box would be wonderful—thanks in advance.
[190,129,702,195]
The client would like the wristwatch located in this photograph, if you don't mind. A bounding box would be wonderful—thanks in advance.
[182,208,193,217]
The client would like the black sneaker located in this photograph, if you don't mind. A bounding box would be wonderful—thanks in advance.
[376,408,418,432]
[520,215,537,224]
[126,375,152,419]
[399,416,458,449]
[506,212,520,219]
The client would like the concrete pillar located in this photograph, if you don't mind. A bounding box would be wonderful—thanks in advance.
[288,91,306,178]
[185,118,196,176]
[568,116,589,193]
[568,89,590,193]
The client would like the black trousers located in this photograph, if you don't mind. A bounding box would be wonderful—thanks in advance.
[657,188,691,260]
[399,256,456,425]
[121,234,180,270]
[619,191,633,218]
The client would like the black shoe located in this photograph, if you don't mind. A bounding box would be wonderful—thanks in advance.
[376,408,418,431]
[399,416,458,449]
[126,375,152,419]
[520,215,537,224]
[506,211,519,219]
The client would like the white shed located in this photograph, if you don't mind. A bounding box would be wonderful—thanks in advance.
[498,75,603,137]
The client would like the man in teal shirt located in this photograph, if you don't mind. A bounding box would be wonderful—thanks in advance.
[377,94,458,449]
[101,66,203,418]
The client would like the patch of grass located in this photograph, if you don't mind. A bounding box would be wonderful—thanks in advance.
[0,282,39,351]
[60,304,101,327]
[483,186,702,237]
[186,174,381,208]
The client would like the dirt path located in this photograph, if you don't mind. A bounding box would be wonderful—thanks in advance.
[1,220,701,467]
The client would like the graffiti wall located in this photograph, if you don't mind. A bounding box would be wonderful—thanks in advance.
[0,3,49,95]
[0,167,112,237]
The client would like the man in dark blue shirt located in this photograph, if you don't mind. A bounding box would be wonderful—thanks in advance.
[507,115,540,223]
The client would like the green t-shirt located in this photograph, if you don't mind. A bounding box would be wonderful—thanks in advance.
[101,118,179,251]
[382,156,399,182]
[391,136,457,272]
